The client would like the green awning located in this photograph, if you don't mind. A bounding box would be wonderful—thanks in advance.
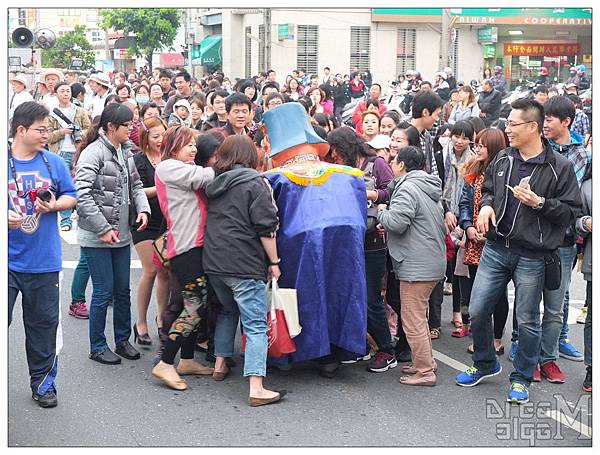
[199,35,222,66]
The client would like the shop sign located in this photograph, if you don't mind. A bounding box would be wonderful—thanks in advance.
[478,26,498,43]
[504,42,580,57]
[483,44,496,58]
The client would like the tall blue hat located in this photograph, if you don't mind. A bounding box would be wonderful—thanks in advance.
[262,103,329,157]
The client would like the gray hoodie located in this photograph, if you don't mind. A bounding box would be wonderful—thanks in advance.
[378,170,446,282]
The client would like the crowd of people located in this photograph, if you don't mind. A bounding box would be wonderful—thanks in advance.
[8,62,592,410]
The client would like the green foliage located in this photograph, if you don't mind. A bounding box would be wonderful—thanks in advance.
[99,9,181,68]
[41,25,95,69]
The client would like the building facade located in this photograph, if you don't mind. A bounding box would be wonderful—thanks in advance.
[196,7,592,90]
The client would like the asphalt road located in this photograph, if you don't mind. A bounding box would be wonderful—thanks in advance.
[8,233,593,447]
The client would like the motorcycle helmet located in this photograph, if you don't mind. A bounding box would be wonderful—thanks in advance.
[436,71,448,80]
[578,64,586,74]
[494,65,503,74]
[443,66,453,76]
[570,66,578,73]
[539,67,549,76]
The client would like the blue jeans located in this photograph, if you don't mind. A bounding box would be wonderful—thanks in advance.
[366,249,393,353]
[210,274,268,377]
[540,245,577,363]
[83,245,132,353]
[58,150,75,227]
[469,240,545,385]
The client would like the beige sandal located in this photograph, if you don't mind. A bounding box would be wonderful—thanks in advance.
[430,328,441,340]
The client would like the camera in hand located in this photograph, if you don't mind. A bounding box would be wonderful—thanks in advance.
[28,188,53,202]
[70,124,82,143]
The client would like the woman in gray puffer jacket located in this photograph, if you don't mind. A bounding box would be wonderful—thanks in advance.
[377,146,446,387]
[76,103,150,365]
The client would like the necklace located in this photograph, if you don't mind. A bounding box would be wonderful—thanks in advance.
[147,151,160,167]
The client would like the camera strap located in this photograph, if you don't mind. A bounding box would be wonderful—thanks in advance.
[9,144,58,197]
[51,106,76,129]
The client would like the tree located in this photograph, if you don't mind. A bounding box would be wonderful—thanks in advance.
[100,9,181,71]
[41,25,95,69]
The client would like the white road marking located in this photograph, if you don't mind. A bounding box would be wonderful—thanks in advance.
[433,351,591,439]
[62,260,142,269]
[544,410,592,439]
[433,349,469,372]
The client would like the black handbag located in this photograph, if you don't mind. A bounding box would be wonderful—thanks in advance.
[544,251,562,291]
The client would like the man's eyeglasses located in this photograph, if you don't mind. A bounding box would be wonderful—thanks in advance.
[120,122,133,129]
[505,120,535,128]
[26,127,51,135]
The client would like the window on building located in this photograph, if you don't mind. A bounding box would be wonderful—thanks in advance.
[259,25,265,73]
[91,30,102,42]
[396,28,416,77]
[297,25,318,75]
[350,26,370,72]
[245,26,252,78]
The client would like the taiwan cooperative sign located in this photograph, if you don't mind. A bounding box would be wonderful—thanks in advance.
[503,42,581,57]
[371,8,592,26]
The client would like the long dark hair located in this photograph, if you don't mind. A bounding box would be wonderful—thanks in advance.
[327,126,373,167]
[86,103,134,145]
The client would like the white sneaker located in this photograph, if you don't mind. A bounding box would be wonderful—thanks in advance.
[576,307,588,324]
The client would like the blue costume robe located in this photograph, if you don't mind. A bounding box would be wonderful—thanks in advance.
[264,162,368,363]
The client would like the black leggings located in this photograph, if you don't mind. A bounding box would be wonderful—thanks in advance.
[160,247,208,365]
[460,264,509,339]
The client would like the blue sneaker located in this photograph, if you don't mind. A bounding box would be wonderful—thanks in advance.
[508,341,518,362]
[456,362,502,387]
[559,339,583,361]
[507,382,529,404]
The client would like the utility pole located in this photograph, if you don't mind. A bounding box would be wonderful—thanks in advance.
[186,9,193,75]
[263,8,271,70]
[440,8,452,70]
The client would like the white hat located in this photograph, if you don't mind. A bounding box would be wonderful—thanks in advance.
[10,74,28,89]
[89,72,111,88]
[42,68,64,80]
[173,98,192,112]
[565,82,578,89]
[366,134,391,150]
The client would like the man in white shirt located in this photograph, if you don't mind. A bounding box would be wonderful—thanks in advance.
[87,73,112,119]
[39,69,63,111]
[9,74,34,120]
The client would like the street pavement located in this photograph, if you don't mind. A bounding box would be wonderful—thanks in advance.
[8,231,593,447]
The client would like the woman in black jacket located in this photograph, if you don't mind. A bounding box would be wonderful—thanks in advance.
[203,135,286,407]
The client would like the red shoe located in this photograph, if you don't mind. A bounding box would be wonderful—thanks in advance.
[533,364,542,382]
[69,302,89,319]
[451,325,471,338]
[540,360,565,383]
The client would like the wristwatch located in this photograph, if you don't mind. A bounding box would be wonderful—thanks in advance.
[533,196,545,210]
[269,258,281,266]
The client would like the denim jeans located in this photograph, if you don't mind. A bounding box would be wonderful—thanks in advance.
[469,240,545,385]
[210,274,268,377]
[83,245,132,353]
[540,244,577,363]
[559,245,578,341]
[58,150,75,227]
[71,247,90,304]
[366,249,393,353]
[584,281,591,366]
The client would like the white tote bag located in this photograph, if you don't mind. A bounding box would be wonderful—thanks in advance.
[269,278,301,338]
